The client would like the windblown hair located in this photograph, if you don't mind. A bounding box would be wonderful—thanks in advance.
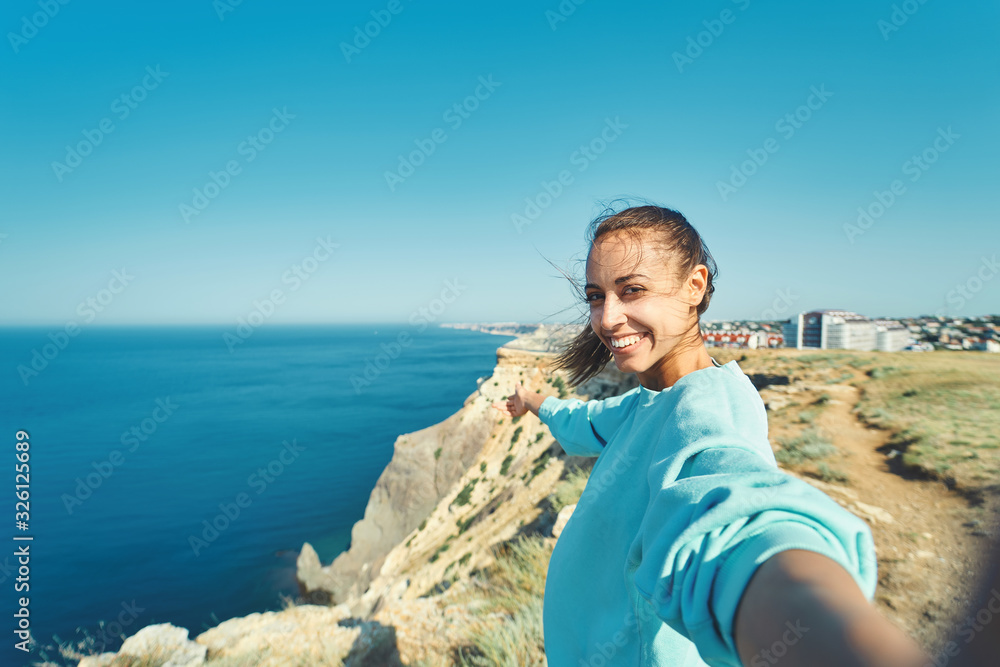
[549,202,718,388]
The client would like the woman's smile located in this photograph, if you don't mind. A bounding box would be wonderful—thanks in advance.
[608,332,648,354]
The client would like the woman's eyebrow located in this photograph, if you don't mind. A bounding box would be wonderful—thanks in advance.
[585,273,650,290]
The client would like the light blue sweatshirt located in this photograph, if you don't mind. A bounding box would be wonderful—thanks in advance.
[536,358,877,667]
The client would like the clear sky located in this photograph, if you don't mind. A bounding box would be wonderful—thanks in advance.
[1,0,997,326]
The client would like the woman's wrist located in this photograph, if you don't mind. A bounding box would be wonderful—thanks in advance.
[528,392,546,416]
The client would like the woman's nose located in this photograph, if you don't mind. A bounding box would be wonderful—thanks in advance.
[600,295,627,329]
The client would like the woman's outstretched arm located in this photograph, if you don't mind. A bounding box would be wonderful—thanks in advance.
[733,549,929,667]
[493,381,638,457]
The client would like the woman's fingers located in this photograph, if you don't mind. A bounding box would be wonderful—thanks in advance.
[490,390,523,417]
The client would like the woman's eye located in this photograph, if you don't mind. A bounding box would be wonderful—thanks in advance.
[586,287,642,302]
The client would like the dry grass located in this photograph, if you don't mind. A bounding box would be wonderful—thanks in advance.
[547,465,591,514]
[453,534,551,667]
[848,351,1000,490]
[714,347,1000,494]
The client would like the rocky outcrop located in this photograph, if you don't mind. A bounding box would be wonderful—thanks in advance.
[293,328,631,610]
[295,372,497,606]
[79,624,205,667]
[551,503,577,539]
[78,328,634,667]
[78,607,406,667]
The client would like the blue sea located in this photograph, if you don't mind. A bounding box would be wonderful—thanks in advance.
[0,324,515,666]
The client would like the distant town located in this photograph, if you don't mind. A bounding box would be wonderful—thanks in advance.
[443,312,1000,353]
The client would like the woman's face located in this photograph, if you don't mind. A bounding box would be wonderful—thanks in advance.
[585,230,704,382]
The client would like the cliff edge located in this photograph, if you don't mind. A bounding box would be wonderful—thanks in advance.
[76,333,990,666]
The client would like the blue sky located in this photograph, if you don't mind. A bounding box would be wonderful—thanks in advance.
[1,0,997,326]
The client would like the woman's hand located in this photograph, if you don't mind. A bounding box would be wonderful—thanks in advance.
[492,382,537,418]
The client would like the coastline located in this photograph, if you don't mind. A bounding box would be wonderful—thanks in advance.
[71,331,995,665]
[74,322,593,666]
[439,321,544,337]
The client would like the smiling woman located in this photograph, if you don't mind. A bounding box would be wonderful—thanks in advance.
[577,206,717,391]
[550,204,717,392]
[494,201,929,667]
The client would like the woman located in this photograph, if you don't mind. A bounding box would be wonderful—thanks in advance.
[493,204,928,666]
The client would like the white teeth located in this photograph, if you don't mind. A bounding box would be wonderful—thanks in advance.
[611,334,642,348]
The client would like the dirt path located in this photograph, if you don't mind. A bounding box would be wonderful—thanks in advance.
[761,380,995,654]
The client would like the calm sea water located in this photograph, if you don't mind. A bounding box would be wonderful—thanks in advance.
[0,324,514,666]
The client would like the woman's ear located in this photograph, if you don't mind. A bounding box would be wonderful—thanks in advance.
[686,264,709,305]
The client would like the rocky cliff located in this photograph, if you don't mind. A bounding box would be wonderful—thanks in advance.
[294,322,619,612]
[76,334,992,666]
[77,323,636,666]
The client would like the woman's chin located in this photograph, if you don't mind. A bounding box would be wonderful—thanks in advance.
[611,353,641,373]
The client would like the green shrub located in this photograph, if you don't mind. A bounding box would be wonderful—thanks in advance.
[453,479,479,507]
[511,426,523,446]
[816,462,849,483]
[457,515,476,534]
[434,447,442,460]
[500,454,514,476]
[480,461,487,474]
[867,366,897,380]
[797,409,819,424]
[526,451,551,484]
[775,428,836,465]
[429,542,451,563]
[549,467,590,513]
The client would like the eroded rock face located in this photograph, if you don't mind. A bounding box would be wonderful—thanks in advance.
[79,623,206,667]
[296,542,337,604]
[295,363,497,605]
[80,334,635,667]
[195,605,367,665]
[293,340,630,607]
[78,605,402,667]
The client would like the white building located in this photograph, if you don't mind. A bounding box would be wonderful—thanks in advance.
[784,309,889,351]
[874,319,909,352]
[965,339,1000,353]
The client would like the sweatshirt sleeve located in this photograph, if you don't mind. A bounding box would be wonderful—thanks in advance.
[624,381,877,667]
[536,391,637,458]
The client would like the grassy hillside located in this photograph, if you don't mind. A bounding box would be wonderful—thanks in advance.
[709,347,1000,497]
